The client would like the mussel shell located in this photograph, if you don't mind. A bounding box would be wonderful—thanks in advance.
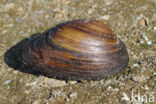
[22,20,129,80]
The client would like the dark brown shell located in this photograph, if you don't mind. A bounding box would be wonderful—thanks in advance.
[22,20,129,80]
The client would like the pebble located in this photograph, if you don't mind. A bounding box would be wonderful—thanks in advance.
[133,63,139,67]
[100,15,110,20]
[107,86,112,90]
[68,81,77,85]
[65,98,70,102]
[114,88,119,91]
[4,80,11,84]
[104,0,114,5]
[137,18,147,26]
[61,1,70,5]
[4,3,15,11]
[154,27,156,31]
[147,41,152,45]
[32,100,40,104]
[69,92,77,99]
[144,85,149,90]
[132,76,150,82]
[88,9,94,14]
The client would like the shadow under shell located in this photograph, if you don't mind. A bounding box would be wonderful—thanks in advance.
[5,20,129,81]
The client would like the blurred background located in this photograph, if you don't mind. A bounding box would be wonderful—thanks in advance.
[0,0,155,104]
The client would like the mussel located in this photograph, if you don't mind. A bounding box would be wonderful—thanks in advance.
[22,20,129,80]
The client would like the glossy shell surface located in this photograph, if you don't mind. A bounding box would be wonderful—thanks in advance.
[22,20,129,80]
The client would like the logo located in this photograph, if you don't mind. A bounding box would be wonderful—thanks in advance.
[122,91,155,103]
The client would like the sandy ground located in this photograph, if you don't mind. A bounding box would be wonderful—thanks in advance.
[0,0,155,104]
